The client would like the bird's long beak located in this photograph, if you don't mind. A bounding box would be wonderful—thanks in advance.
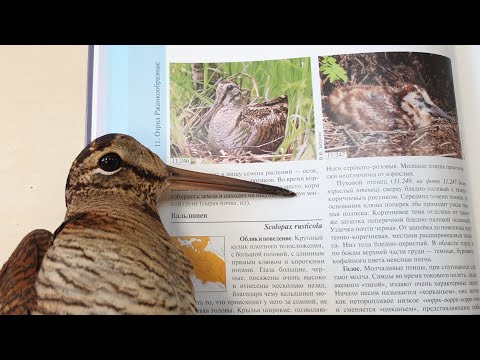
[430,104,453,121]
[166,165,296,197]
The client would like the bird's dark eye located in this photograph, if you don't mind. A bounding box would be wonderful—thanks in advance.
[227,84,234,91]
[99,153,122,172]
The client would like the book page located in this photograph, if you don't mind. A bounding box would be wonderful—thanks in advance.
[451,46,480,265]
[89,45,480,314]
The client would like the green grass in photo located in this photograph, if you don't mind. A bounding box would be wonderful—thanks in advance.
[170,58,316,162]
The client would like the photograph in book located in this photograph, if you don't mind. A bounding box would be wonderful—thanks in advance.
[169,58,316,164]
[319,52,462,159]
[171,236,226,292]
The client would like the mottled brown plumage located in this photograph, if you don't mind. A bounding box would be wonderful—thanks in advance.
[0,133,294,315]
[196,81,288,154]
[0,230,53,314]
[327,84,453,132]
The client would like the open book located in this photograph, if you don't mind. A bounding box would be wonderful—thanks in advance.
[87,45,480,314]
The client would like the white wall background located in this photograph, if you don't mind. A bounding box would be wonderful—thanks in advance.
[0,46,88,265]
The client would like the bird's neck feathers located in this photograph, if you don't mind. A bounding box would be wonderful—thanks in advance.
[65,187,161,224]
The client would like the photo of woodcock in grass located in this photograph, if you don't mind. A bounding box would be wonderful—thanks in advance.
[169,58,316,163]
[319,52,462,159]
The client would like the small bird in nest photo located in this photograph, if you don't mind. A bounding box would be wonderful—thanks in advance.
[0,133,294,315]
[327,84,454,132]
[194,80,288,155]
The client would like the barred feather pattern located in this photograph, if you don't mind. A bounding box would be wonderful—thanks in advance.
[34,203,196,315]
[327,85,403,131]
[0,229,53,314]
[1,133,205,315]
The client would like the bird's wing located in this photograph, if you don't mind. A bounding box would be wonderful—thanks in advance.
[242,95,288,128]
[0,229,54,315]
[239,95,288,150]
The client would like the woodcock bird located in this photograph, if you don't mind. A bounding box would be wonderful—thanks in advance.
[195,80,288,154]
[327,84,453,132]
[0,133,294,315]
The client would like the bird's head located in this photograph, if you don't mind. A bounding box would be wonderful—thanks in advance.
[214,81,245,107]
[65,133,294,214]
[400,84,453,127]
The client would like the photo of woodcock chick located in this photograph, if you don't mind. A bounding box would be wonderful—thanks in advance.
[327,84,453,131]
[0,133,294,315]
[195,81,288,154]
